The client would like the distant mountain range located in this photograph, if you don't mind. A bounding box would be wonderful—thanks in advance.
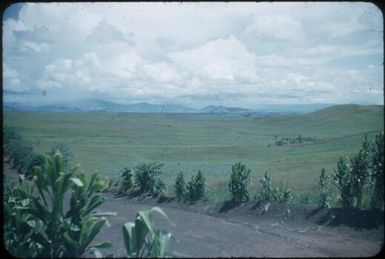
[3,99,333,114]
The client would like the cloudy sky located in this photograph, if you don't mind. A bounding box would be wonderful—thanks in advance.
[3,2,383,109]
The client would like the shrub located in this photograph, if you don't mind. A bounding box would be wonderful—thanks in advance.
[318,168,330,208]
[96,176,113,193]
[122,207,175,257]
[257,172,292,203]
[279,187,293,203]
[20,151,45,179]
[332,135,371,209]
[349,135,370,208]
[186,170,206,202]
[4,181,44,257]
[135,162,165,197]
[259,172,274,202]
[228,162,251,203]
[4,151,114,257]
[4,131,33,170]
[49,143,74,167]
[114,167,134,197]
[174,171,186,201]
[370,132,384,209]
[333,156,353,208]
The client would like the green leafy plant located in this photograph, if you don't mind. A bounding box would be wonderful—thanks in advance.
[370,132,384,209]
[4,181,45,257]
[96,176,113,193]
[259,172,274,202]
[332,135,371,209]
[257,172,292,203]
[3,127,33,171]
[349,135,370,208]
[280,187,293,203]
[333,156,353,208]
[49,143,74,167]
[174,171,186,201]
[114,167,135,197]
[186,170,206,203]
[122,207,175,257]
[4,151,114,258]
[318,168,330,208]
[135,163,166,197]
[228,162,251,203]
[20,151,45,179]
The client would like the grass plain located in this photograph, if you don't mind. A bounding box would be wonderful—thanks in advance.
[3,104,383,202]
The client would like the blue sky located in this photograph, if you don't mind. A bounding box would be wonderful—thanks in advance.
[3,2,383,109]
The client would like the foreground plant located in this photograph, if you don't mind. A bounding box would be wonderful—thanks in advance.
[257,172,292,203]
[135,162,166,197]
[228,162,251,203]
[318,168,330,208]
[186,170,206,203]
[114,167,135,197]
[4,151,114,258]
[370,132,384,209]
[174,171,186,201]
[122,207,175,257]
[332,134,381,209]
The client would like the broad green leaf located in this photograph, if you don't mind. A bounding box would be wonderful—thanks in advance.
[80,219,106,250]
[26,220,36,228]
[137,210,154,234]
[79,219,94,249]
[63,232,78,249]
[70,177,84,187]
[158,230,172,256]
[122,223,136,256]
[92,212,118,217]
[85,195,104,215]
[150,207,175,227]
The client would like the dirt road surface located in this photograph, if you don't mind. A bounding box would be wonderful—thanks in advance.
[94,194,383,257]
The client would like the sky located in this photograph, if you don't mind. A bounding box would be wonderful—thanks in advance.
[2,2,384,109]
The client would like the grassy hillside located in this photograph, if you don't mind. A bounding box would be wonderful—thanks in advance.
[3,105,383,198]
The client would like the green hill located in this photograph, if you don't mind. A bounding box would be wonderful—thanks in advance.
[3,104,384,198]
[269,104,383,137]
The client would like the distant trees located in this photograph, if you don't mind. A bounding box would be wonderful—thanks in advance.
[275,135,316,146]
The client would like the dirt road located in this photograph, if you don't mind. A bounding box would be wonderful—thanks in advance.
[94,194,383,257]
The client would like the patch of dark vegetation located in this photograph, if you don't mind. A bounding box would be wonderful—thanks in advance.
[218,199,240,213]
[317,208,384,229]
[274,135,316,146]
[157,193,175,204]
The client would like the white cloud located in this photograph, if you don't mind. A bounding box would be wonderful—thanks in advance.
[245,14,304,42]
[169,35,257,82]
[19,40,50,53]
[3,2,383,107]
[3,65,21,88]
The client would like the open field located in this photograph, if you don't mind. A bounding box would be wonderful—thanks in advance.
[3,104,383,201]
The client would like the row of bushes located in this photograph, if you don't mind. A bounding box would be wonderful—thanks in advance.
[3,127,73,179]
[319,132,384,210]
[113,160,293,206]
